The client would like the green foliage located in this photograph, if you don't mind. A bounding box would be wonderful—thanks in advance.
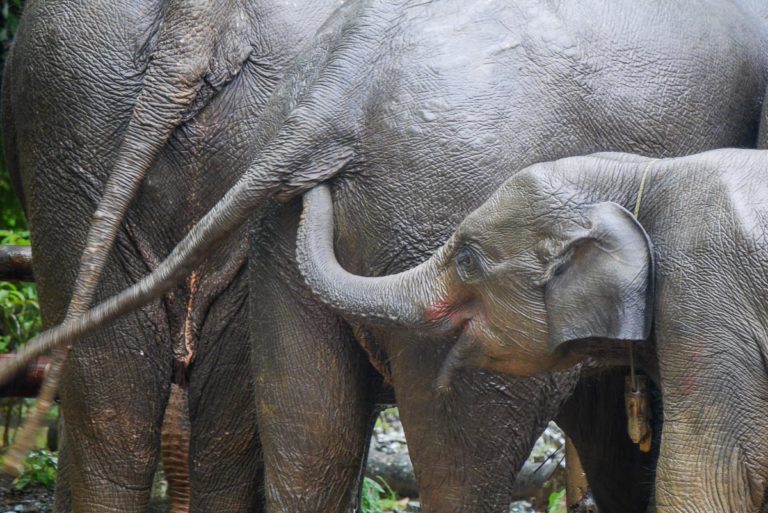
[0,0,27,231]
[0,0,22,44]
[0,228,28,245]
[548,489,567,513]
[0,280,39,354]
[374,407,399,433]
[0,230,39,354]
[361,477,401,513]
[0,166,25,231]
[12,449,57,489]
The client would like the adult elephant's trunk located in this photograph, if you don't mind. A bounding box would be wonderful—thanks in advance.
[296,185,453,329]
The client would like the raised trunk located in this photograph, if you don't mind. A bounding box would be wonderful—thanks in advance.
[296,185,452,328]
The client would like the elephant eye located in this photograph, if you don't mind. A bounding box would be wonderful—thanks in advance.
[455,246,483,281]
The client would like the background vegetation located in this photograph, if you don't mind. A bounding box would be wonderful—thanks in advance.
[0,0,57,492]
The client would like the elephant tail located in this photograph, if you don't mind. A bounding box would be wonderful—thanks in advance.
[3,0,253,474]
[162,383,192,513]
[1,0,388,474]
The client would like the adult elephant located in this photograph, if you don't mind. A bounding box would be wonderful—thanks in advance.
[296,148,768,513]
[4,1,768,513]
[2,1,346,512]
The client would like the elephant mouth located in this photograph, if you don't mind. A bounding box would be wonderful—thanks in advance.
[423,291,477,334]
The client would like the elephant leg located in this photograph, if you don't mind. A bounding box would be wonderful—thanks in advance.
[250,202,378,513]
[383,332,577,513]
[556,369,657,513]
[655,402,767,512]
[56,297,171,513]
[186,272,263,513]
[162,383,191,513]
[654,343,768,513]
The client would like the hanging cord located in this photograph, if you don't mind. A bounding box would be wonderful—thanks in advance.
[628,159,657,392]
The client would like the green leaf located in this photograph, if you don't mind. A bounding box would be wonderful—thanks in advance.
[548,489,567,513]
[10,450,58,490]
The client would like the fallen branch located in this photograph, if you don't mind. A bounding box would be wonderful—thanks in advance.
[0,355,47,398]
[0,245,33,282]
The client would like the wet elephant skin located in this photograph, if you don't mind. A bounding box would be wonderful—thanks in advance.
[2,1,346,512]
[299,149,768,512]
[4,1,768,512]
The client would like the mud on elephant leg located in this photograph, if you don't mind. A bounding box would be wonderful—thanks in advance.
[186,272,263,513]
[383,333,577,513]
[250,201,379,513]
[555,369,658,513]
[56,309,171,513]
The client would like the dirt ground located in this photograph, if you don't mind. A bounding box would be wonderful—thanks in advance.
[0,472,52,513]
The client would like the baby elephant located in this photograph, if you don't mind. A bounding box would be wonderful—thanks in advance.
[298,148,768,513]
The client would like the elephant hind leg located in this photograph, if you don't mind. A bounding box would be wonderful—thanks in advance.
[56,306,172,513]
[186,274,263,513]
[250,201,379,513]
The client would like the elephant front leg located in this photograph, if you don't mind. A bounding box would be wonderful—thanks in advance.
[250,236,378,513]
[655,410,767,513]
[383,332,577,513]
[655,334,768,513]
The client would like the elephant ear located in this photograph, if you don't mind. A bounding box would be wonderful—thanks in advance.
[544,202,654,350]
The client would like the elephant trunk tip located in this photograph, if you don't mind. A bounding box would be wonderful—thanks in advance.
[434,330,475,396]
[434,370,455,396]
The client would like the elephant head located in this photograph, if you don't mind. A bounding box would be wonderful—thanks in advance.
[296,165,655,383]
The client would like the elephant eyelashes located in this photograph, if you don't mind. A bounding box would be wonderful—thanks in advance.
[455,246,485,282]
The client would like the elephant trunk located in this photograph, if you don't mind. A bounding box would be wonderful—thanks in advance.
[296,185,454,330]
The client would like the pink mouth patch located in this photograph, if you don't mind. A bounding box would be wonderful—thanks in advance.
[424,296,473,329]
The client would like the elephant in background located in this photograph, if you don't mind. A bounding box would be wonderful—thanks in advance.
[297,148,768,513]
[5,0,768,512]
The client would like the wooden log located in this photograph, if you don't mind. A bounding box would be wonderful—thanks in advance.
[0,354,47,397]
[0,245,33,282]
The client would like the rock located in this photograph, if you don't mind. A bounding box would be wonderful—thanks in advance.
[366,440,419,498]
[509,501,535,513]
[401,499,420,512]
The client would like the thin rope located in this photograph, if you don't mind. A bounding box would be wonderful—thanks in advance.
[629,158,657,391]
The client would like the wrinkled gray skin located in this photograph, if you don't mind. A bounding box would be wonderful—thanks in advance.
[4,1,768,512]
[2,1,346,512]
[298,149,768,513]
